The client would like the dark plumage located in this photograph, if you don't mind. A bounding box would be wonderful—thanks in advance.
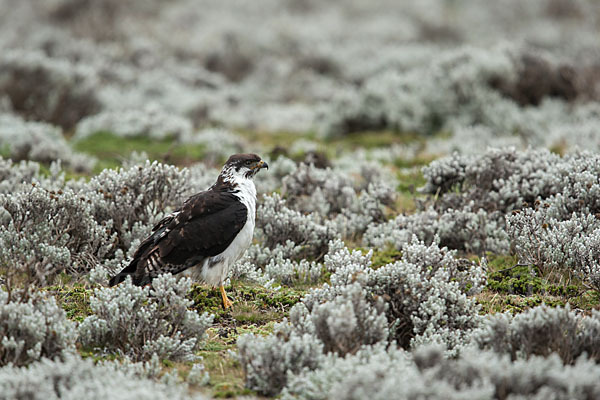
[109,153,268,308]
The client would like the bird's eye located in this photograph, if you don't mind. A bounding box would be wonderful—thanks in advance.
[245,160,253,166]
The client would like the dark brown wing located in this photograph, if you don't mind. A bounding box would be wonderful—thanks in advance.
[158,191,248,263]
[109,190,248,286]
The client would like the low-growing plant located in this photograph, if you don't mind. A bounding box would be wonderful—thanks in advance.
[78,274,213,362]
[237,322,323,396]
[0,185,114,286]
[472,305,600,364]
[0,355,208,400]
[294,283,388,355]
[237,239,485,396]
[507,207,600,290]
[74,105,194,142]
[0,289,76,367]
[78,160,191,253]
[0,157,41,194]
[365,241,484,350]
[284,344,600,400]
[364,204,509,254]
[256,193,337,260]
[304,239,485,350]
[0,113,93,171]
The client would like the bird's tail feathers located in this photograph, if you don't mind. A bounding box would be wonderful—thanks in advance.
[109,233,160,287]
[108,257,152,286]
[108,259,135,286]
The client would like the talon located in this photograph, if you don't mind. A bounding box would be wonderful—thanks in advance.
[220,285,233,309]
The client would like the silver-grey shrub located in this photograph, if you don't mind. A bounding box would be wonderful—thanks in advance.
[365,240,484,349]
[0,185,113,285]
[307,239,485,349]
[293,283,388,356]
[255,155,297,195]
[472,305,600,364]
[282,345,412,400]
[377,148,600,257]
[256,193,337,260]
[237,322,323,397]
[420,147,563,214]
[239,240,485,396]
[548,152,600,218]
[78,160,191,254]
[74,105,194,142]
[0,355,208,400]
[0,289,76,367]
[0,113,94,172]
[507,207,600,289]
[189,128,249,162]
[237,268,388,396]
[318,46,516,137]
[419,149,600,219]
[417,347,600,400]
[0,160,192,285]
[0,157,42,194]
[235,239,354,287]
[78,274,213,362]
[263,254,324,286]
[281,162,395,239]
[0,50,100,130]
[284,345,600,400]
[363,204,509,254]
[497,151,600,289]
[332,180,396,240]
[282,163,356,216]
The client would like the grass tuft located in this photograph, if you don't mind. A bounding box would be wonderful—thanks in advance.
[73,131,206,171]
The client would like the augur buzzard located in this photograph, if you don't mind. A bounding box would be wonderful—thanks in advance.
[109,153,268,308]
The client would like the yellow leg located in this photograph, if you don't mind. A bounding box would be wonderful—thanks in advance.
[220,284,233,309]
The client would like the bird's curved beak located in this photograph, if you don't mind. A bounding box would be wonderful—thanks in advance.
[257,160,268,170]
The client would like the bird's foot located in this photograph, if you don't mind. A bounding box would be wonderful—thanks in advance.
[220,284,234,309]
[223,296,234,309]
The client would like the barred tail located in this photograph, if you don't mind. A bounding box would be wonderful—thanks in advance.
[108,249,165,287]
[109,258,138,286]
[108,227,166,287]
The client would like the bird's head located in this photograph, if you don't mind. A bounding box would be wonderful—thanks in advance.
[222,153,268,180]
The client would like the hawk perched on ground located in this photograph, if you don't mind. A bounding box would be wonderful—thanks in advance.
[109,153,268,308]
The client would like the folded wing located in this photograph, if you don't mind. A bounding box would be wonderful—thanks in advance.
[109,190,247,286]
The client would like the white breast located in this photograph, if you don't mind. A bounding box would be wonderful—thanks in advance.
[197,177,257,286]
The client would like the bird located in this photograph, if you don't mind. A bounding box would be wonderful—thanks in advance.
[108,153,268,308]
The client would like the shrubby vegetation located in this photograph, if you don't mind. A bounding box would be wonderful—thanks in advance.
[472,305,600,364]
[0,113,93,171]
[2,0,600,148]
[283,345,600,400]
[2,0,600,398]
[238,240,485,395]
[79,275,213,362]
[0,355,209,400]
[235,147,600,397]
[0,50,100,130]
[1,140,600,397]
[0,184,112,285]
[0,289,76,367]
[74,106,194,142]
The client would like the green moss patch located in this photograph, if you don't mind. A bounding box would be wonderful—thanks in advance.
[487,262,580,297]
[199,323,276,398]
[476,292,567,315]
[189,282,305,324]
[46,284,93,322]
[72,131,206,171]
[478,254,600,314]
[370,247,402,269]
